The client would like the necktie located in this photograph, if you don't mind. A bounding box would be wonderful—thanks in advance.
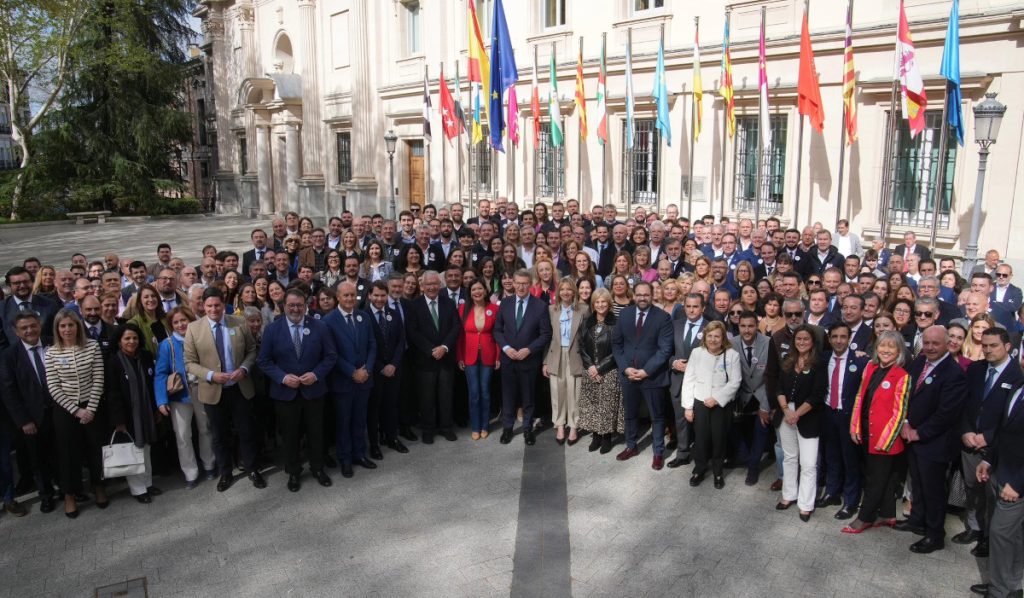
[256,250,263,261]
[516,299,525,330]
[19,301,29,311]
[89,325,100,340]
[636,310,645,340]
[984,366,998,397]
[429,300,439,330]
[291,324,302,358]
[377,309,384,327]
[32,346,46,387]
[214,322,227,372]
[346,313,355,333]
[392,300,404,323]
[915,361,933,392]
[830,356,843,410]
[451,290,458,302]
[164,300,174,312]
[745,345,753,366]
[684,323,694,347]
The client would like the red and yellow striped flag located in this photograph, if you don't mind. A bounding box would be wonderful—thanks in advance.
[720,14,735,138]
[842,0,857,143]
[575,41,587,140]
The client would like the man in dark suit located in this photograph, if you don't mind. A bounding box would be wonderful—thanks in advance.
[840,294,872,353]
[257,288,337,491]
[991,263,1023,312]
[781,229,812,277]
[0,311,55,514]
[404,271,461,444]
[324,282,377,478]
[241,228,270,278]
[79,296,116,356]
[1,267,58,351]
[386,274,418,442]
[974,381,1024,598]
[730,312,773,486]
[612,281,674,470]
[442,266,469,307]
[592,223,616,277]
[893,231,932,263]
[895,325,969,553]
[817,323,870,520]
[119,261,150,305]
[806,229,845,276]
[954,328,1023,556]
[366,282,407,457]
[493,269,552,446]
[667,293,709,468]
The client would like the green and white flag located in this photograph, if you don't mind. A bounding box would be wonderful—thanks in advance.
[549,50,564,147]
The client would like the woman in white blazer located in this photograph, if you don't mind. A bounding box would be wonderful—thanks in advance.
[680,320,742,489]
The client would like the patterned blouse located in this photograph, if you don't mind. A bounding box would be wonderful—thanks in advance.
[44,340,105,415]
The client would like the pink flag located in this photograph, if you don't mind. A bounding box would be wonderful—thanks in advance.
[507,85,520,147]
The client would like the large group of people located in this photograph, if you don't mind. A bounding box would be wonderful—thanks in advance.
[0,200,1023,596]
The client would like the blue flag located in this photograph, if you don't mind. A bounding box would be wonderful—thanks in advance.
[653,33,671,147]
[940,0,963,146]
[489,0,518,153]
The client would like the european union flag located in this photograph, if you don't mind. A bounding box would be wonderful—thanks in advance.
[489,0,518,152]
[940,0,963,146]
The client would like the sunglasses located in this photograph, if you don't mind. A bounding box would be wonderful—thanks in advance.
[729,310,743,316]
[806,280,821,285]
[996,273,1011,278]
[914,311,934,318]
[784,311,803,318]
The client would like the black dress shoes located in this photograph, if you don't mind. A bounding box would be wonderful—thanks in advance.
[599,435,614,454]
[248,471,267,489]
[893,520,926,535]
[422,433,434,445]
[399,426,418,442]
[354,458,377,470]
[441,430,457,442]
[369,446,384,460]
[667,457,690,469]
[971,539,989,558]
[39,497,55,513]
[134,493,152,504]
[689,472,706,487]
[970,583,989,596]
[386,439,409,454]
[952,529,981,545]
[588,434,602,452]
[216,474,234,492]
[499,429,513,444]
[287,474,301,492]
[815,494,842,508]
[524,430,536,446]
[313,470,332,487]
[909,537,944,554]
[834,507,857,521]
[713,476,725,489]
[744,470,759,486]
[340,464,354,478]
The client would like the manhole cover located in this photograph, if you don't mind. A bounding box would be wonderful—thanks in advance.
[94,577,148,598]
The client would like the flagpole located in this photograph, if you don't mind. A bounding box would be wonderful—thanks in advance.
[457,61,463,203]
[793,0,809,226]
[440,62,448,203]
[576,36,583,206]
[684,90,693,221]
[687,16,698,222]
[511,105,517,204]
[836,105,847,224]
[929,91,950,248]
[467,68,475,210]
[754,6,765,226]
[533,45,539,208]
[880,7,903,244]
[721,10,731,222]
[656,23,665,218]
[424,63,432,205]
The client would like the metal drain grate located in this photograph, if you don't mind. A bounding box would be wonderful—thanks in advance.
[94,577,148,598]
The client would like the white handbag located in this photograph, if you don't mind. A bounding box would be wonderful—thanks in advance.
[102,431,146,479]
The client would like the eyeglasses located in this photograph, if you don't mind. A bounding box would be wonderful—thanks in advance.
[784,311,803,318]
[914,311,934,318]
[996,273,1011,278]
[729,310,743,316]
[806,280,821,285]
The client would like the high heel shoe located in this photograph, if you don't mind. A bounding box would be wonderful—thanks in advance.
[842,520,872,534]
[775,501,794,511]
[799,511,812,522]
[65,509,79,519]
[567,429,579,446]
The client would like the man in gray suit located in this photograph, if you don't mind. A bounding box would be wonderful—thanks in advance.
[730,311,772,486]
[667,293,710,468]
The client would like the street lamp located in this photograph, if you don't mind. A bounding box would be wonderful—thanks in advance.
[384,129,398,220]
[962,93,1007,278]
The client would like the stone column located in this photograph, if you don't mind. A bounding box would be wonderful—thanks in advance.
[285,124,302,212]
[344,0,380,212]
[296,0,323,177]
[238,4,259,79]
[204,9,232,176]
[256,125,274,216]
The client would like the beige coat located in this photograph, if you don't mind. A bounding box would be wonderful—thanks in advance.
[183,315,258,405]
[543,302,589,377]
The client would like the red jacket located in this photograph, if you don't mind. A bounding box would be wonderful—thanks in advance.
[850,362,910,455]
[456,303,500,367]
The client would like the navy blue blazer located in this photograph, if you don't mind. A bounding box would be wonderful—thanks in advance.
[0,295,58,350]
[992,284,1024,311]
[323,308,377,392]
[257,316,337,401]
[906,353,969,462]
[493,295,552,370]
[404,294,461,371]
[0,341,54,427]
[807,246,845,276]
[961,359,1024,446]
[611,306,674,389]
[368,306,405,372]
[848,323,872,354]
[990,383,1024,494]
[821,350,869,418]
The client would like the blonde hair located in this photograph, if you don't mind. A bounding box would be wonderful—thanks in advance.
[52,308,87,349]
[700,320,729,353]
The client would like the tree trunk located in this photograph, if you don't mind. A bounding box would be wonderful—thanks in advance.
[9,132,29,221]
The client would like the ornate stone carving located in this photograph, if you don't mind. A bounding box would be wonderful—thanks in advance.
[237,5,255,26]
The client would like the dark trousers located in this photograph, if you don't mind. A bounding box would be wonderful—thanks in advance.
[52,406,106,496]
[418,366,455,434]
[335,386,370,463]
[371,371,401,443]
[500,365,536,430]
[822,407,862,508]
[623,382,666,455]
[275,397,324,475]
[858,452,905,523]
[908,448,950,541]
[730,399,771,475]
[962,449,989,537]
[399,357,418,427]
[204,386,257,475]
[17,412,56,497]
[670,388,693,460]
[692,401,728,476]
[453,366,469,426]
[988,479,1024,598]
[0,423,12,502]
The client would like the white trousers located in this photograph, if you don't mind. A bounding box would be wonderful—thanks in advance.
[170,401,216,481]
[549,348,581,428]
[126,445,153,496]
[778,420,819,512]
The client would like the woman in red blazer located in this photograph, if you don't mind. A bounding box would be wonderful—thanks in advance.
[457,279,500,440]
[844,330,910,534]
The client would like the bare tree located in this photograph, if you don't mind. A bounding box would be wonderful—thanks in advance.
[0,0,87,220]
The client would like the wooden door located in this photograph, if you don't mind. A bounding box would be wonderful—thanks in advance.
[408,140,425,206]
